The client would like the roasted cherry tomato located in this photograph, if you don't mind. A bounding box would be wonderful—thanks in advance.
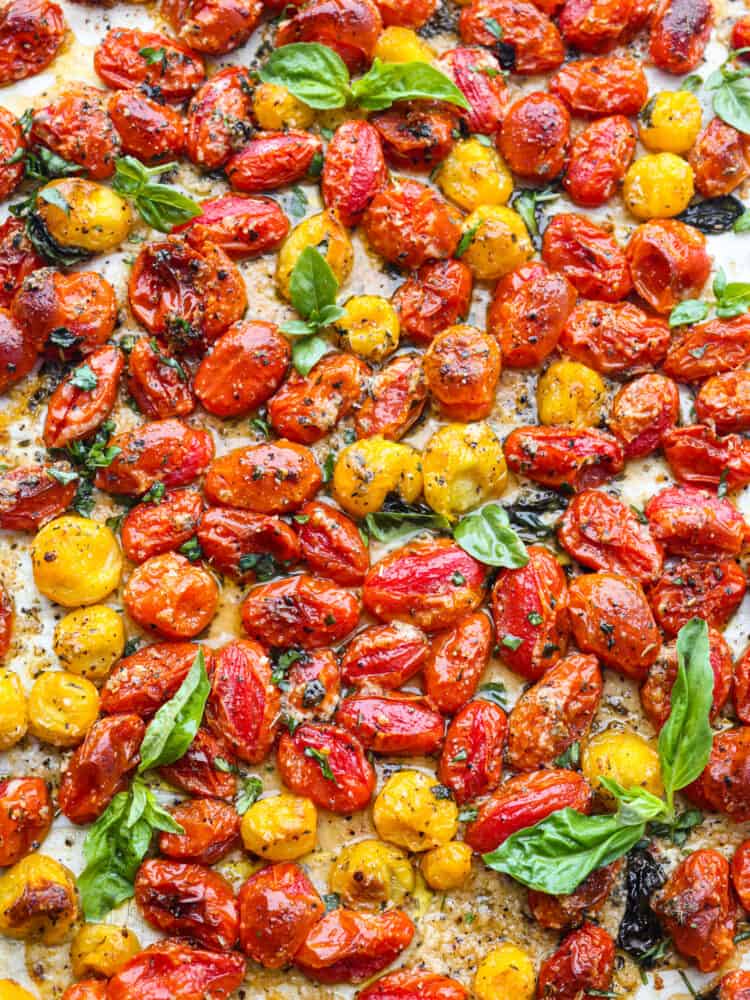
[363,538,486,632]
[735,647,750,725]
[626,219,711,314]
[322,120,388,228]
[30,85,119,179]
[58,714,144,825]
[0,0,66,84]
[158,798,240,865]
[536,923,615,1000]
[696,370,750,434]
[507,653,602,772]
[499,92,569,181]
[161,0,262,55]
[0,583,12,662]
[101,641,208,717]
[550,55,648,117]
[135,860,238,950]
[268,353,368,444]
[560,299,669,376]
[559,490,664,583]
[107,939,245,1000]
[94,28,205,100]
[0,109,24,199]
[205,639,279,764]
[238,862,324,968]
[357,970,469,1000]
[363,179,462,269]
[649,0,712,74]
[652,849,735,973]
[648,557,747,636]
[43,346,123,449]
[609,372,680,459]
[286,648,340,720]
[542,212,632,302]
[242,575,360,648]
[558,0,632,50]
[277,722,375,813]
[458,0,564,74]
[294,908,414,984]
[204,441,321,513]
[175,194,288,258]
[720,971,750,1000]
[95,419,214,496]
[732,15,750,57]
[645,485,746,559]
[62,983,108,1000]
[356,353,428,440]
[423,326,499,423]
[664,314,750,382]
[275,0,382,72]
[504,426,624,491]
[295,500,369,585]
[424,612,492,714]
[563,114,636,208]
[690,118,750,198]
[393,260,472,345]
[687,727,750,822]
[336,693,444,755]
[662,424,750,492]
[124,552,219,639]
[375,0,434,26]
[732,840,750,911]
[439,700,507,804]
[465,769,591,853]
[341,622,429,688]
[0,218,42,309]
[568,571,660,679]
[108,90,185,163]
[372,106,454,171]
[159,726,236,800]
[226,130,322,193]
[436,47,509,134]
[121,489,204,565]
[13,268,117,355]
[197,507,299,582]
[0,464,76,532]
[185,67,253,170]
[491,544,568,681]
[528,862,620,931]
[0,778,52,866]
[126,337,195,421]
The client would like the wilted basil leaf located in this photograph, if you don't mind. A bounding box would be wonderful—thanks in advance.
[454,503,529,568]
[363,496,451,542]
[678,194,745,234]
[137,649,210,772]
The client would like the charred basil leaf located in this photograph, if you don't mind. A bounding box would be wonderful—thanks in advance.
[363,495,452,543]
[25,211,90,267]
[616,846,667,962]
[678,194,745,233]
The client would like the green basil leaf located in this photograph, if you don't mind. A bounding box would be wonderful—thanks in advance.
[680,74,703,93]
[292,335,329,376]
[259,43,351,110]
[351,59,470,112]
[363,499,451,542]
[281,319,316,337]
[668,299,709,327]
[475,681,508,709]
[454,503,529,568]
[289,246,339,323]
[70,364,98,391]
[734,209,750,232]
[137,649,210,772]
[136,184,201,232]
[236,776,263,814]
[112,156,149,197]
[26,211,91,266]
[715,280,750,318]
[455,222,479,258]
[78,864,135,921]
[511,187,558,244]
[714,76,750,134]
[658,617,714,812]
[598,778,669,825]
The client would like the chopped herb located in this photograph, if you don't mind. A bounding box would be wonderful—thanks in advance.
[69,365,98,392]
[47,467,79,486]
[322,451,335,483]
[451,749,468,763]
[554,742,580,769]
[142,481,166,504]
[323,892,341,911]
[47,327,82,350]
[451,571,465,585]
[475,682,507,709]
[527,611,543,626]
[139,46,168,68]
[718,468,730,498]
[459,806,478,822]
[214,756,238,774]
[501,634,523,651]
[123,637,142,657]
[178,537,203,562]
[304,746,337,782]
[236,776,263,814]
[238,551,286,581]
[455,222,479,258]
[149,339,188,381]
[251,416,270,438]
[430,784,453,800]
[482,16,502,37]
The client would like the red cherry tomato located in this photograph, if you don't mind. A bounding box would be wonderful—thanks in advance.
[687,727,750,822]
[0,0,66,84]
[372,106,455,171]
[558,0,632,51]
[609,373,680,459]
[294,908,414,984]
[285,648,340,720]
[424,612,493,714]
[341,622,429,688]
[732,840,750,911]
[641,628,732,729]
[0,108,25,198]
[536,923,615,999]
[277,722,376,813]
[161,0,262,55]
[226,130,322,193]
[241,574,361,649]
[204,441,321,513]
[499,92,570,181]
[696,370,750,434]
[185,67,253,170]
[550,55,648,117]
[29,85,119,179]
[197,506,300,582]
[238,862,324,968]
[126,337,195,421]
[94,28,205,100]
[322,120,388,228]
[392,260,473,346]
[734,646,750,725]
[362,179,462,269]
[13,268,117,354]
[436,47,510,134]
[458,0,564,75]
[268,353,369,444]
[158,798,240,864]
[109,89,185,163]
[101,641,209,717]
[664,313,750,382]
[295,500,369,586]
[43,346,124,449]
[662,424,750,492]
[336,693,444,755]
[357,970,469,1000]
[423,326,500,423]
[649,557,747,636]
[0,777,52,866]
[355,352,428,439]
[438,699,507,803]
[720,970,750,1000]
[159,726,237,800]
[95,419,214,496]
[375,0,435,27]
[563,114,636,208]
[0,217,42,309]
[124,552,219,639]
[528,862,621,931]
[649,0,712,75]
[626,219,711,314]
[61,983,107,1000]
[0,464,77,532]
[560,299,669,376]
[645,484,747,559]
[107,940,245,1000]
[274,0,382,72]
[542,212,632,302]
[504,426,624,491]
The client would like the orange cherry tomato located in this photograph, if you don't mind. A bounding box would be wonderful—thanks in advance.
[609,372,680,459]
[356,353,427,440]
[542,212,632,302]
[645,484,747,559]
[459,0,564,75]
[13,268,117,354]
[528,862,620,931]
[0,217,42,309]
[124,551,219,639]
[95,419,214,496]
[161,0,262,55]
[159,798,240,864]
[375,0,435,27]
[121,488,204,564]
[241,574,361,648]
[732,840,750,911]
[204,441,321,513]
[238,862,324,969]
[30,84,120,179]
[107,939,245,1000]
[563,114,636,208]
[185,67,253,170]
[197,506,300,582]
[175,194,289,258]
[274,0,382,72]
[393,260,472,346]
[536,923,615,999]
[43,345,123,449]
[62,983,107,1000]
[341,622,429,688]
[648,557,747,636]
[268,353,369,444]
[438,699,507,804]
[550,55,648,117]
[358,970,469,1000]
[734,646,750,725]
[226,129,322,193]
[424,326,500,422]
[286,647,340,720]
[95,28,205,100]
[336,693,444,755]
[504,426,625,491]
[662,424,750,492]
[424,612,492,714]
[322,120,388,228]
[499,92,570,181]
[295,500,369,586]
[696,370,750,434]
[0,108,24,198]
[436,47,510,134]
[372,106,454,171]
[664,314,750,383]
[294,908,414,984]
[0,777,52,865]
[720,970,750,1000]
[159,726,237,800]
[277,722,376,813]
[626,219,711,314]
[0,0,66,84]
[559,0,632,50]
[649,0,712,75]
[362,179,462,270]
[560,299,669,376]
[126,337,195,421]
[109,89,185,163]
[0,464,76,532]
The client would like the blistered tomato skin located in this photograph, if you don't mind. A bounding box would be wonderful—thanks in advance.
[558,0,631,50]
[559,490,664,584]
[101,642,209,718]
[285,648,340,721]
[720,971,750,1000]
[393,260,472,345]
[732,841,750,911]
[696,371,750,433]
[161,0,262,55]
[341,622,429,689]
[13,269,117,355]
[499,92,570,181]
[363,539,486,632]
[458,0,564,75]
[550,55,648,117]
[0,778,52,867]
[277,723,376,814]
[108,90,186,163]
[124,552,219,640]
[294,908,415,984]
[561,300,669,378]
[185,67,253,171]
[376,0,435,28]
[563,115,636,207]
[58,714,144,825]
[609,373,680,459]
[645,485,746,559]
[322,120,387,228]
[439,700,507,804]
[158,798,240,864]
[528,862,620,931]
[662,424,750,492]
[268,354,368,445]
[336,693,443,755]
[626,219,711,314]
[568,572,660,679]
[664,315,750,382]
[159,727,237,800]
[241,575,360,649]
[43,345,123,449]
[226,130,322,193]
[542,213,632,302]
[295,501,369,586]
[424,326,500,423]
[238,862,324,969]
[652,850,735,973]
[107,938,246,1000]
[95,28,205,100]
[197,507,299,582]
[61,982,107,1000]
[649,558,747,636]
[175,195,289,259]
[371,107,454,171]
[424,612,492,714]
[507,654,602,772]
[275,0,382,72]
[206,639,279,764]
[121,489,204,564]
[735,648,750,725]
[536,923,615,1000]
[0,110,24,199]
[687,728,750,822]
[126,338,195,421]
[30,85,120,180]
[436,48,509,134]
[465,770,591,854]
[204,442,321,513]
[356,353,428,441]
[0,585,12,663]
[0,0,66,84]
[363,180,462,269]
[0,218,42,309]
[504,426,624,491]
[358,970,470,1000]
[649,0,712,75]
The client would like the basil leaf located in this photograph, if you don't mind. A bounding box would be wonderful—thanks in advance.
[454,503,529,568]
[26,212,90,267]
[715,279,750,318]
[658,617,714,813]
[292,335,329,376]
[70,365,98,391]
[236,776,263,814]
[351,59,470,112]
[735,209,750,232]
[598,779,669,825]
[289,246,339,322]
[669,299,709,327]
[680,74,703,93]
[259,43,351,110]
[678,194,745,234]
[281,319,316,338]
[511,187,558,245]
[713,74,750,134]
[137,649,210,772]
[363,499,451,542]
[475,681,508,709]
[112,156,200,232]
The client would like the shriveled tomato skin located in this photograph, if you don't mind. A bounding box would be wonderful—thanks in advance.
[136,859,239,950]
[43,345,123,449]
[563,114,635,208]
[507,653,602,772]
[424,327,499,423]
[13,269,117,354]
[375,0,434,27]
[542,213,632,302]
[0,0,66,84]
[735,647,750,725]
[663,314,750,383]
[458,0,564,75]
[356,353,427,440]
[275,0,382,72]
[653,849,735,973]
[558,0,631,51]
[689,117,750,198]
[436,47,509,135]
[159,726,236,800]
[0,306,39,393]
[649,0,712,74]
[341,622,429,689]
[158,798,240,864]
[176,194,288,258]
[499,92,570,181]
[559,490,664,584]
[662,424,750,492]
[59,714,144,825]
[393,260,472,346]
[626,219,711,314]
[424,612,492,714]
[205,639,279,764]
[732,841,750,911]
[645,485,746,559]
[204,441,321,513]
[0,218,42,309]
[561,299,669,377]
[487,261,576,369]
[294,908,414,984]
[127,338,194,421]
[295,501,369,585]
[286,648,340,721]
[696,370,750,434]
[609,373,680,459]
[242,575,360,649]
[336,694,444,755]
[109,89,186,163]
[226,130,322,193]
[465,769,591,853]
[322,120,388,228]
[492,545,568,682]
[124,552,219,640]
[107,939,245,1000]
[687,728,750,822]
[0,777,52,866]
[536,923,615,1000]
[720,970,750,1000]
[101,641,209,718]
[30,83,120,178]
[0,108,25,199]
[0,464,76,532]
[372,107,454,171]
[504,426,624,491]
[186,67,253,171]
[362,180,462,270]
[268,354,368,445]
[439,700,507,804]
[649,557,747,637]
[238,862,324,969]
[528,862,620,931]
[357,970,470,1000]
[95,419,214,496]
[161,0,262,55]
[550,55,648,117]
[363,538,486,632]
[277,722,376,814]
[94,28,205,100]
[197,507,300,582]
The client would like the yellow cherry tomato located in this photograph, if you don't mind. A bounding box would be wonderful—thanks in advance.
[0,854,78,944]
[437,139,513,211]
[373,771,458,852]
[332,437,423,518]
[253,82,315,130]
[422,422,507,520]
[459,205,533,281]
[582,728,664,804]
[276,212,353,301]
[639,91,702,154]
[71,923,141,978]
[329,839,414,908]
[374,26,435,63]
[474,944,536,1000]
[623,153,695,220]
[335,295,399,362]
[421,841,472,890]
[36,179,131,254]
[53,605,125,681]
[31,516,122,607]
[240,793,317,861]
[0,669,27,751]
[28,670,99,747]
[0,981,37,1000]
[537,360,607,428]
